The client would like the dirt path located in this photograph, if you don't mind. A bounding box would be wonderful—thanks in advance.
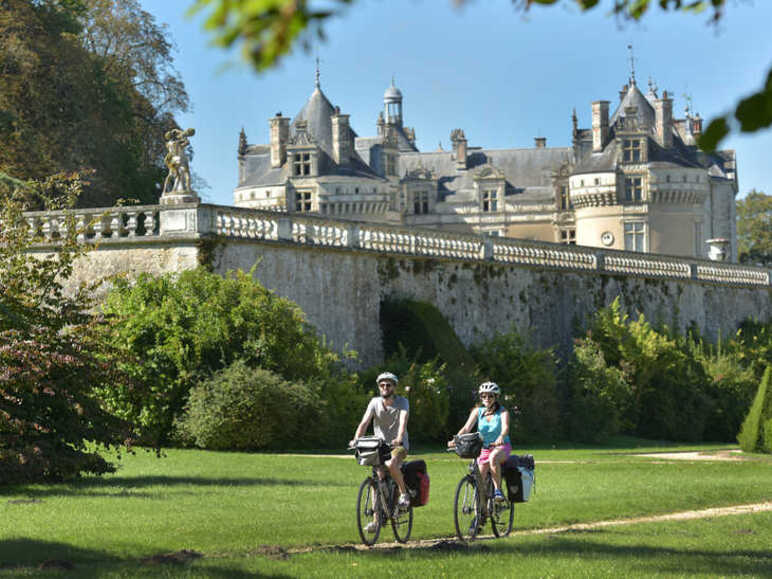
[280,501,772,554]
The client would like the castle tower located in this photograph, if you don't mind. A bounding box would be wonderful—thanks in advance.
[384,79,403,127]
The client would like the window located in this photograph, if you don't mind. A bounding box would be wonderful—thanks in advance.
[560,229,576,245]
[624,222,645,252]
[293,153,311,176]
[414,191,429,214]
[623,139,641,162]
[559,185,571,210]
[354,187,360,194]
[295,190,312,212]
[666,174,671,183]
[385,154,397,176]
[594,178,600,185]
[482,189,498,212]
[624,176,643,202]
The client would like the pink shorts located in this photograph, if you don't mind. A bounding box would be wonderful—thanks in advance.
[477,443,512,466]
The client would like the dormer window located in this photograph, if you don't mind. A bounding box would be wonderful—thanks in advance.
[558,185,571,210]
[414,191,429,214]
[623,139,641,162]
[384,154,397,176]
[482,189,498,212]
[293,153,311,176]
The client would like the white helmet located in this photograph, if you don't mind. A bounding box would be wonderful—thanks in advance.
[478,381,500,396]
[376,372,399,385]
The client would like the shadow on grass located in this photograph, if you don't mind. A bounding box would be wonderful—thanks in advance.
[340,535,771,576]
[0,539,289,578]
[1,475,349,499]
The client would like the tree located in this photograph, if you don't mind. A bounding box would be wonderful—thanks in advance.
[736,190,772,266]
[188,0,766,151]
[0,0,188,207]
[0,172,135,483]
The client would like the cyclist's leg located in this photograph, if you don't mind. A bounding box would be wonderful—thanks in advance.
[489,444,511,493]
[386,446,408,496]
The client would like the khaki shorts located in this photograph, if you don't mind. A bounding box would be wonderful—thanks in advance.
[390,446,407,462]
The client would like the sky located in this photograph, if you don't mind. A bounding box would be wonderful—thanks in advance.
[138,0,772,206]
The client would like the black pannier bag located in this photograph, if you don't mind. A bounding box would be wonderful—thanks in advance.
[502,454,535,503]
[355,437,390,466]
[402,460,430,507]
[454,432,483,458]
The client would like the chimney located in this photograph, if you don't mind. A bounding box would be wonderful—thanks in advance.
[331,108,352,165]
[269,113,289,168]
[450,129,467,170]
[654,90,673,148]
[591,101,609,152]
[534,137,547,148]
[692,113,703,138]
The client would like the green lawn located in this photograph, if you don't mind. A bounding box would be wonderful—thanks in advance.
[1,440,770,577]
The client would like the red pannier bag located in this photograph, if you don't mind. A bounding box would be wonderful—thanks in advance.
[403,460,430,507]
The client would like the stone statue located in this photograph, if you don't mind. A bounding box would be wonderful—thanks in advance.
[162,128,195,194]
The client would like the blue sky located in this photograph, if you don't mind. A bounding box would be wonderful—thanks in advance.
[139,0,772,206]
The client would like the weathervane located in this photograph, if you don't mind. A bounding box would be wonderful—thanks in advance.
[627,43,636,84]
[315,56,321,88]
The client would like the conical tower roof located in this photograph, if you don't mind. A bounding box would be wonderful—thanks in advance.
[610,81,656,130]
[292,87,336,157]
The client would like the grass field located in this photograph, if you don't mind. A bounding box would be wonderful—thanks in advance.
[1,438,770,577]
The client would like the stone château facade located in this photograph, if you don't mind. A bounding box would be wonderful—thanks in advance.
[234,72,738,261]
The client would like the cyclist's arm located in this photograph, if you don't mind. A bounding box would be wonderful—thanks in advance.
[457,407,478,436]
[495,410,510,445]
[351,405,375,443]
[393,408,408,446]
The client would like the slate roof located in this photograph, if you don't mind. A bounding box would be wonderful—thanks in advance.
[610,82,656,128]
[399,147,571,203]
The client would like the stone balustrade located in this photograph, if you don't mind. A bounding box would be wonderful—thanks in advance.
[23,205,160,241]
[25,203,772,288]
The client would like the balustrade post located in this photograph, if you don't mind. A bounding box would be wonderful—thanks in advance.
[596,252,605,272]
[347,224,360,249]
[482,238,494,261]
[277,215,292,242]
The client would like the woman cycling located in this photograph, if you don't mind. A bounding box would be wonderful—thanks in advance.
[451,381,511,502]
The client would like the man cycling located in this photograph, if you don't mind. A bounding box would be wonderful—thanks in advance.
[350,372,410,532]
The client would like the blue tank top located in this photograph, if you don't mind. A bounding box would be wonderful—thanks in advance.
[477,406,510,447]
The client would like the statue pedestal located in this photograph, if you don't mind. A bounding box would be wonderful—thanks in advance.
[160,191,199,206]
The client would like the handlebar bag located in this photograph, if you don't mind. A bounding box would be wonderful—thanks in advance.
[454,433,483,458]
[355,437,389,466]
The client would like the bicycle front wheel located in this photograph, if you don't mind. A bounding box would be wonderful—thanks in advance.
[390,485,413,543]
[453,475,481,541]
[356,477,381,546]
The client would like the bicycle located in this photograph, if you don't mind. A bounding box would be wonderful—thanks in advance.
[449,433,514,541]
[350,437,414,546]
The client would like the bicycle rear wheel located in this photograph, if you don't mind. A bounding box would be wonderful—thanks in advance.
[356,477,381,546]
[489,485,514,537]
[453,475,481,541]
[390,485,413,543]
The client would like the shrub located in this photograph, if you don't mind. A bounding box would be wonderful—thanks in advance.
[587,298,711,441]
[470,331,560,443]
[176,360,323,451]
[567,338,632,443]
[737,366,772,453]
[97,267,351,444]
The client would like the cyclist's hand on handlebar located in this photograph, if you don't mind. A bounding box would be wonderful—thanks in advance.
[447,439,456,448]
[347,438,357,450]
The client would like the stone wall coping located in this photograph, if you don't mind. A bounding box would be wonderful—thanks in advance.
[23,202,772,288]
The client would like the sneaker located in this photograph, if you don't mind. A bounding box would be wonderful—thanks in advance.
[364,521,377,534]
[494,489,506,502]
[398,493,411,508]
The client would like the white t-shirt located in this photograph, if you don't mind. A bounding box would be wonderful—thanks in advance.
[366,395,409,451]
